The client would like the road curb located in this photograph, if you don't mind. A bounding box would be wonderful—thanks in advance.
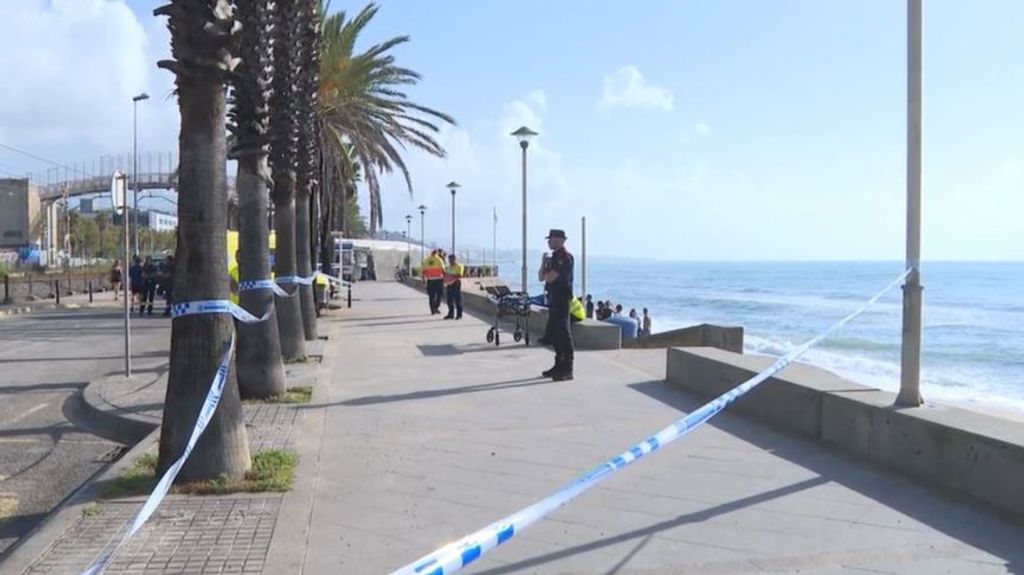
[78,375,162,446]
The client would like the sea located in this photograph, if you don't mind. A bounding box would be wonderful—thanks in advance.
[498,259,1024,414]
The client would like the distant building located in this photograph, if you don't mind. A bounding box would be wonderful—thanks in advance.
[145,210,178,232]
[0,178,42,249]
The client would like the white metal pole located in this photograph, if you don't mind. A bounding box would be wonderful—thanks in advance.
[520,143,528,293]
[122,175,132,377]
[898,0,923,407]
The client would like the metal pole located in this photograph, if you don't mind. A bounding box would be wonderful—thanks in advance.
[3,274,8,304]
[122,175,132,377]
[492,207,497,278]
[133,101,139,256]
[450,190,456,255]
[347,284,352,308]
[898,0,923,407]
[54,279,60,305]
[406,218,412,276]
[581,216,587,301]
[89,280,93,303]
[520,142,528,293]
[420,212,425,269]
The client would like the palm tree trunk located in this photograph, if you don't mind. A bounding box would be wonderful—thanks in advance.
[295,189,317,340]
[159,67,250,482]
[236,156,287,397]
[273,172,307,361]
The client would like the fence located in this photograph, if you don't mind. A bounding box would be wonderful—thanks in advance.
[1,271,114,304]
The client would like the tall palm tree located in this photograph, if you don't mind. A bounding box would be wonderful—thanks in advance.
[153,0,250,482]
[318,2,455,236]
[231,0,287,397]
[269,0,307,361]
[294,0,320,340]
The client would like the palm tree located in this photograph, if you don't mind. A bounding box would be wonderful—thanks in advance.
[317,2,455,237]
[231,0,288,398]
[153,0,250,482]
[294,0,321,340]
[269,0,307,361]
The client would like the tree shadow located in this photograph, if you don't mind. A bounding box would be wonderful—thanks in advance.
[304,377,551,408]
[627,380,1024,574]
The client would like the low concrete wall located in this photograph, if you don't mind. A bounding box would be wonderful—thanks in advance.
[403,278,621,350]
[666,347,1024,517]
[626,324,744,353]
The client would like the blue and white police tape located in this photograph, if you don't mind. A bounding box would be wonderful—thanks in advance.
[171,299,272,324]
[390,269,912,575]
[238,278,297,298]
[275,274,316,286]
[81,334,236,575]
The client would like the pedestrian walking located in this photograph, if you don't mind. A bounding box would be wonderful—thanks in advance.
[109,259,123,301]
[539,229,574,381]
[421,250,445,315]
[443,253,464,320]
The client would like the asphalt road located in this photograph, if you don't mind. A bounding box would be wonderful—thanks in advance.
[0,305,170,557]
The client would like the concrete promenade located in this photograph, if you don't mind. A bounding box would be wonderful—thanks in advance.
[299,282,1024,574]
[4,280,1022,574]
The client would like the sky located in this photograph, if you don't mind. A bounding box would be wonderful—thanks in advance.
[1,0,1022,261]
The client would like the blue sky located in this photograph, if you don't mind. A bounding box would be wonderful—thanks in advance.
[1,1,1021,260]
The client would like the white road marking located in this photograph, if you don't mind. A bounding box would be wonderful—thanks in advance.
[6,402,49,426]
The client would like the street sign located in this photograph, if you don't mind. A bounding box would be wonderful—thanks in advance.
[110,171,126,215]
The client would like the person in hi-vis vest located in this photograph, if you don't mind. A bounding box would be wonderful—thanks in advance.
[443,253,465,320]
[421,250,446,315]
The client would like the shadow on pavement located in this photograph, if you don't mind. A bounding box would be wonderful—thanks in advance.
[311,377,552,408]
[628,379,1024,574]
[472,476,831,575]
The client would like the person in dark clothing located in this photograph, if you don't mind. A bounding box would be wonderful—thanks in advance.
[539,229,575,381]
[128,256,144,313]
[585,294,594,319]
[141,256,158,315]
[160,255,175,316]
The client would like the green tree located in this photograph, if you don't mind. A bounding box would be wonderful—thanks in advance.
[317,2,454,235]
[154,0,251,482]
[294,0,321,340]
[269,0,307,361]
[231,0,287,398]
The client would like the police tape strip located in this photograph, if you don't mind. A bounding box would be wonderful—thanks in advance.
[315,271,353,287]
[390,269,912,575]
[238,278,298,298]
[81,334,236,575]
[171,299,273,324]
[275,274,315,286]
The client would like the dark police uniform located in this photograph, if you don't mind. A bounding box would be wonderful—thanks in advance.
[545,242,575,379]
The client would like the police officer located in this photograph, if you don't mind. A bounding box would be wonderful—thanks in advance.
[539,229,575,381]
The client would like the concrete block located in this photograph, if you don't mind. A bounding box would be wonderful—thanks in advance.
[823,390,1024,516]
[666,347,872,440]
[626,323,744,353]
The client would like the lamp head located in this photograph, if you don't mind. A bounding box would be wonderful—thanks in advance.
[511,126,538,148]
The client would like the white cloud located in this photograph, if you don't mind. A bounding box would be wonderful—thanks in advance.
[0,1,179,185]
[694,121,712,135]
[597,66,674,112]
[379,90,575,260]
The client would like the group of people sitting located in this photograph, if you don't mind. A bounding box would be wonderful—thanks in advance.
[584,295,652,340]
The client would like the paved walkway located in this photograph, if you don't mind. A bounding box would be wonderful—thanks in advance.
[299,282,1024,574]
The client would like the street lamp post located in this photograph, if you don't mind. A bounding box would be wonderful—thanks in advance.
[898,0,924,407]
[132,92,149,257]
[405,214,413,275]
[511,126,537,293]
[418,204,427,272]
[447,181,460,255]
